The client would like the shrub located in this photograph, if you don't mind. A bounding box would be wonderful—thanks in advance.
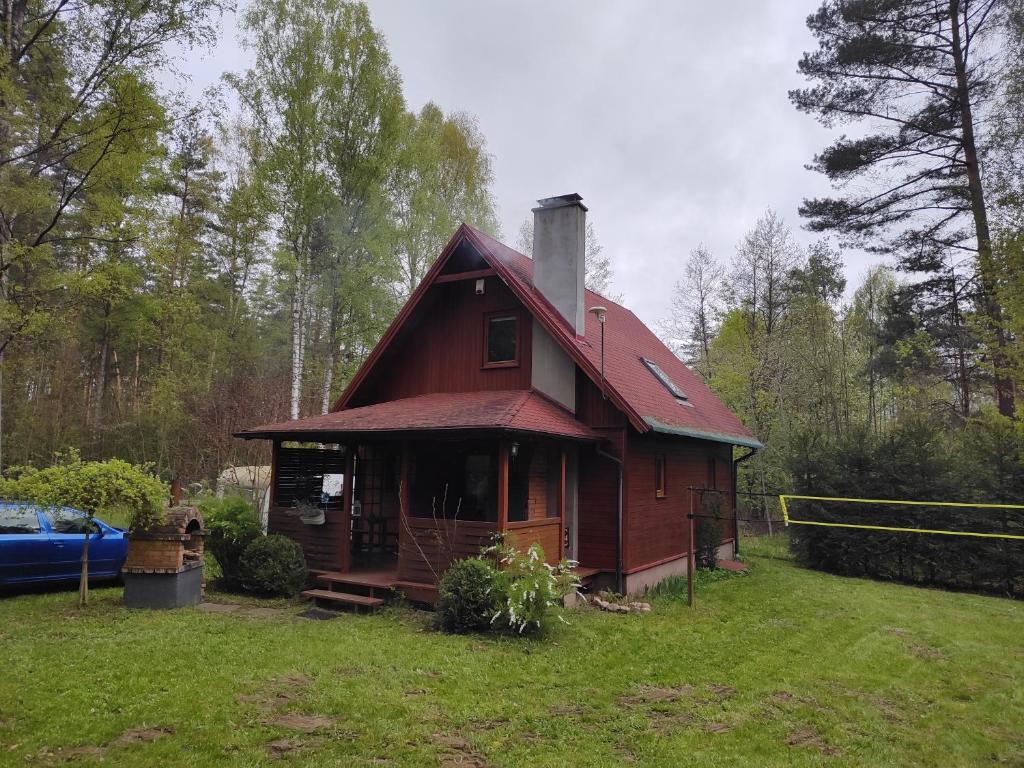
[436,557,502,634]
[694,491,725,569]
[695,514,723,570]
[485,537,580,634]
[200,495,263,589]
[238,534,307,597]
[0,451,166,530]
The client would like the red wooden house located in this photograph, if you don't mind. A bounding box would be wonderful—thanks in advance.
[237,194,761,607]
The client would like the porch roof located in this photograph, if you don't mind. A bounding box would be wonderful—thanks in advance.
[235,390,603,442]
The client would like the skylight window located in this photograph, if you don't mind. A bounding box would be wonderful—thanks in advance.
[641,357,689,402]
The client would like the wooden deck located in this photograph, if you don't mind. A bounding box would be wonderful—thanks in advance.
[305,562,606,611]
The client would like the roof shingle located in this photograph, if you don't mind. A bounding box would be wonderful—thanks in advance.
[465,226,761,448]
[238,390,602,441]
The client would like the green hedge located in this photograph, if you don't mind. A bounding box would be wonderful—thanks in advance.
[787,412,1024,598]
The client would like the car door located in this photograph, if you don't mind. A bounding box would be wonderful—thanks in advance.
[87,519,126,576]
[0,505,52,583]
[43,507,101,580]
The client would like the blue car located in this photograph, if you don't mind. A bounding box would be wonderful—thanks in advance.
[0,502,128,586]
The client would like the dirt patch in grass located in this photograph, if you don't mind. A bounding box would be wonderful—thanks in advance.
[646,710,694,733]
[431,732,491,767]
[787,727,841,756]
[264,714,334,733]
[706,684,737,700]
[770,690,818,706]
[275,673,314,688]
[704,721,732,733]
[37,726,172,763]
[108,727,173,747]
[266,737,315,758]
[236,672,315,710]
[618,684,695,706]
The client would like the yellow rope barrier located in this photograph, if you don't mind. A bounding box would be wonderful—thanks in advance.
[778,495,1024,541]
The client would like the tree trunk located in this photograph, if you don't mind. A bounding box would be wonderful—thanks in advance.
[321,342,335,416]
[290,257,305,421]
[949,0,1015,417]
[78,527,90,607]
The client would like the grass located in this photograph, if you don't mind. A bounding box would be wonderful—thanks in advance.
[2,537,1023,767]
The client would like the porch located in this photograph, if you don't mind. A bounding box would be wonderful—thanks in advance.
[263,434,595,600]
[234,390,611,601]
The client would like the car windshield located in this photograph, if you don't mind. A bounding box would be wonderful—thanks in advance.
[0,505,41,534]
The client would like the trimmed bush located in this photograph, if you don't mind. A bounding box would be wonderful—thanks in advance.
[436,557,502,634]
[200,495,263,590]
[238,534,307,597]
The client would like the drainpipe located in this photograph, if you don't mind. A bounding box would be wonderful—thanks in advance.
[595,441,624,594]
[732,447,758,555]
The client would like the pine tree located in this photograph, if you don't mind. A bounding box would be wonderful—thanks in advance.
[791,0,1020,417]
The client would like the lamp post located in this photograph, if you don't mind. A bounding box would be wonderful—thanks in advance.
[588,306,607,398]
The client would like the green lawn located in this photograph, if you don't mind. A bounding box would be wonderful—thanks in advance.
[2,538,1022,767]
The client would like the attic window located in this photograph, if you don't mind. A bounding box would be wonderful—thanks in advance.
[641,357,689,402]
[483,312,519,368]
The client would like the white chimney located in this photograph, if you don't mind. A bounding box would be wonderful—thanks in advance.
[532,193,587,336]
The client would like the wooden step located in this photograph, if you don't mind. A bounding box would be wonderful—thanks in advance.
[316,572,395,590]
[301,589,385,608]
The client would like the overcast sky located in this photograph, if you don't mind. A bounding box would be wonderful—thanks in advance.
[175,1,880,329]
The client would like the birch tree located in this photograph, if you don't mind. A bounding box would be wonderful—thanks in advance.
[659,244,724,379]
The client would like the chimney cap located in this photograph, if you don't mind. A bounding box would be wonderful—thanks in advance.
[533,192,588,212]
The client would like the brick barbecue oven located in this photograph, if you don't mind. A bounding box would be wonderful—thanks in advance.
[122,506,205,609]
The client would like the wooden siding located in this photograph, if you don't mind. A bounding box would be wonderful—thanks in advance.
[397,517,498,583]
[507,518,562,564]
[576,371,628,429]
[623,433,734,573]
[351,277,532,405]
[576,444,621,571]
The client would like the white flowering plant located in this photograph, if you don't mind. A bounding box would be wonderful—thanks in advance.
[483,535,581,634]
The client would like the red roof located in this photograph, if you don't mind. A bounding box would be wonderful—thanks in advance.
[462,226,761,448]
[240,223,760,449]
[238,390,602,441]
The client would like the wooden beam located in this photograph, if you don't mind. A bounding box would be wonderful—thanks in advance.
[399,442,410,522]
[497,441,510,531]
[398,441,410,577]
[558,447,567,560]
[432,268,496,285]
[340,445,355,573]
[269,439,281,510]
